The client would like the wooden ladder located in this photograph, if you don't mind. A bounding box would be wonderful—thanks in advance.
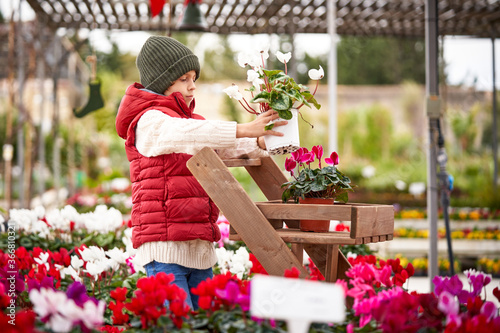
[187,147,394,282]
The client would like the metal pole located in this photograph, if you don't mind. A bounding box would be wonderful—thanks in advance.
[492,32,498,190]
[16,0,25,208]
[327,0,338,152]
[425,0,440,288]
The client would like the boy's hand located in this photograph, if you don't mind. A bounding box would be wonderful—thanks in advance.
[236,110,288,138]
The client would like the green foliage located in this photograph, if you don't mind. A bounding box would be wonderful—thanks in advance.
[246,66,321,120]
[282,165,353,203]
[337,36,426,85]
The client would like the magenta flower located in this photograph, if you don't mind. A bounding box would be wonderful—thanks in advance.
[284,157,297,177]
[311,145,323,168]
[325,151,339,165]
[291,147,307,162]
[215,280,249,311]
[301,152,315,165]
[480,301,498,320]
[438,291,459,319]
[465,269,492,296]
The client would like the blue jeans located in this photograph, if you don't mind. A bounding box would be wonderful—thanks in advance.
[144,261,213,310]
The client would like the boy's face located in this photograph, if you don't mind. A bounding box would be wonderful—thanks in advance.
[163,70,197,106]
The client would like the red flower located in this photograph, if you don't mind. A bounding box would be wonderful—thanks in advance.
[284,266,301,278]
[109,301,130,325]
[249,253,268,275]
[99,325,125,333]
[493,287,500,303]
[110,287,128,302]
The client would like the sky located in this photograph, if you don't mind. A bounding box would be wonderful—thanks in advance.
[2,0,499,92]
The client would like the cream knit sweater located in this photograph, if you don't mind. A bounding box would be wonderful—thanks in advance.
[134,109,268,269]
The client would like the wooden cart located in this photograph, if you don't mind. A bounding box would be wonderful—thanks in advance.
[187,147,394,282]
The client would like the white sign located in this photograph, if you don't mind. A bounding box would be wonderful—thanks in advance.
[250,274,345,333]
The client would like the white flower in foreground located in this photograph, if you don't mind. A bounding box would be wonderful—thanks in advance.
[48,313,73,333]
[34,252,50,270]
[247,69,264,88]
[308,65,324,80]
[30,288,68,320]
[237,52,256,68]
[80,299,105,329]
[223,85,243,100]
[276,51,292,64]
[257,44,270,60]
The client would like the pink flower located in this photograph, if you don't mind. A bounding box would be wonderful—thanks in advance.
[325,151,339,165]
[284,157,297,176]
[480,301,498,320]
[216,216,230,248]
[311,145,323,168]
[291,147,307,162]
[438,291,459,317]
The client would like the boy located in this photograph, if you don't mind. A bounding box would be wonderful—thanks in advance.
[115,36,286,309]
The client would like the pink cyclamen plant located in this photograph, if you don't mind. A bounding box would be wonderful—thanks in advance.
[281,145,353,203]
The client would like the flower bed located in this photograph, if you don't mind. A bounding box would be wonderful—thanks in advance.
[1,206,499,332]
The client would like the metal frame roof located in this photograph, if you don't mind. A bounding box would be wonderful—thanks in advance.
[25,0,500,38]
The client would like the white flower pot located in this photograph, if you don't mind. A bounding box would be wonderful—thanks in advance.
[264,108,300,155]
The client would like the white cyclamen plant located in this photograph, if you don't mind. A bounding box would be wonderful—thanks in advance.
[223,47,324,127]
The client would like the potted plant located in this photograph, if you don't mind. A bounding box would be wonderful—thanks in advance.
[223,47,324,155]
[281,145,353,232]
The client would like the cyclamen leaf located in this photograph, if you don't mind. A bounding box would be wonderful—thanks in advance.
[265,123,275,131]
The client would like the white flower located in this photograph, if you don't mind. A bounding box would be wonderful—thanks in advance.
[56,298,82,327]
[71,255,84,270]
[409,182,426,196]
[62,266,81,282]
[395,180,407,191]
[128,254,145,274]
[81,205,123,233]
[80,246,106,262]
[362,165,376,178]
[223,85,243,100]
[80,299,106,329]
[85,261,107,280]
[237,51,262,68]
[276,51,292,64]
[308,65,324,80]
[247,69,264,88]
[34,252,50,270]
[30,288,68,319]
[31,220,50,239]
[106,247,129,266]
[257,44,270,60]
[48,313,73,333]
[110,177,131,192]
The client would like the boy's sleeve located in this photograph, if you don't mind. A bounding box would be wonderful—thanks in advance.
[135,110,237,157]
[216,138,269,159]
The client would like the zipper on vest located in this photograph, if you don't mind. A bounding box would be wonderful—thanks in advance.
[174,95,190,118]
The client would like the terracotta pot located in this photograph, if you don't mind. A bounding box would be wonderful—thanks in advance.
[298,197,334,232]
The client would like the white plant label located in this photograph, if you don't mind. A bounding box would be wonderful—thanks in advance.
[250,274,345,333]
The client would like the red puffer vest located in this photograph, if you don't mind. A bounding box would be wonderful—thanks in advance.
[116,83,221,248]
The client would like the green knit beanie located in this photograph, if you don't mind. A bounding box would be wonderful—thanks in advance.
[136,36,200,94]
